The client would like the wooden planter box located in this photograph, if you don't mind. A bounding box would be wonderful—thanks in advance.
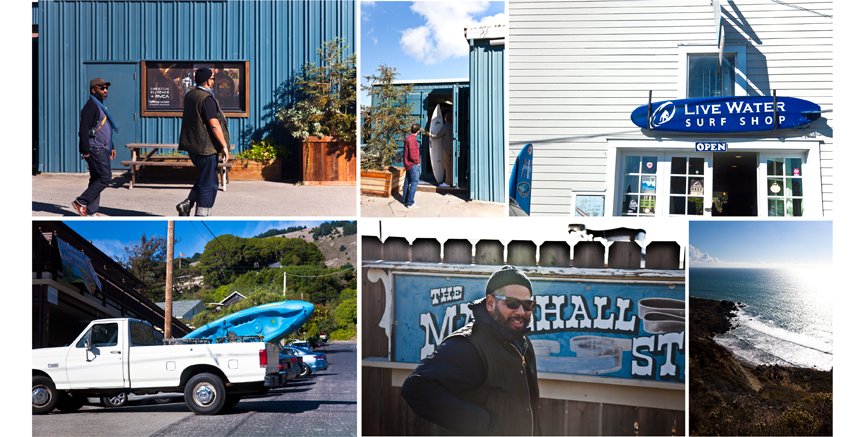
[228,158,281,181]
[301,136,356,185]
[361,166,405,197]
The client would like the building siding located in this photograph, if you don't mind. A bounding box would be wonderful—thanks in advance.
[509,0,833,216]
[468,39,506,203]
[36,0,355,174]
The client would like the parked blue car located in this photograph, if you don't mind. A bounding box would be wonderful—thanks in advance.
[283,345,328,377]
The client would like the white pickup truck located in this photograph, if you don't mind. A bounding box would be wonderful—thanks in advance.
[32,318,281,415]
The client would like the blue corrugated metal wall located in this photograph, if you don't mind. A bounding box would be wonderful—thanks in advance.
[468,39,504,203]
[36,0,355,173]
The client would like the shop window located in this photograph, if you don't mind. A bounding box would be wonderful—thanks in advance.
[620,155,658,216]
[669,157,705,216]
[678,45,746,98]
[688,54,735,98]
[141,61,249,118]
[767,157,804,216]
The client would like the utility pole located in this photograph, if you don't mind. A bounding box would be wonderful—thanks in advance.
[165,221,174,339]
[283,271,286,296]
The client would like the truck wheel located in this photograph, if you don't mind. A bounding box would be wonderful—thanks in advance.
[220,394,242,412]
[32,375,59,415]
[101,392,128,408]
[56,395,86,413]
[300,363,312,377]
[184,373,226,415]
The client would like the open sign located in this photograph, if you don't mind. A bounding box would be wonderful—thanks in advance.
[695,142,727,152]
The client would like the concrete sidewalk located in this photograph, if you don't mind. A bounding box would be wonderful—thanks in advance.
[33,172,357,217]
[360,191,505,217]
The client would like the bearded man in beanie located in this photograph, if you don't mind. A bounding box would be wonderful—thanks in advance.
[176,67,231,216]
[401,265,542,436]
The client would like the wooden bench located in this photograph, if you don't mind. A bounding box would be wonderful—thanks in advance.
[122,143,234,191]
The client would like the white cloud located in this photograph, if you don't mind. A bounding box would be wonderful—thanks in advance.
[688,244,721,264]
[400,1,505,65]
[361,1,376,22]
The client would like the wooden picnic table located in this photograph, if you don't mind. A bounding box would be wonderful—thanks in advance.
[122,143,234,191]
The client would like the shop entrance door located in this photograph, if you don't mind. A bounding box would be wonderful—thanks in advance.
[711,152,758,216]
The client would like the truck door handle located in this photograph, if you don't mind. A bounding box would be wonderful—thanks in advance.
[111,351,122,354]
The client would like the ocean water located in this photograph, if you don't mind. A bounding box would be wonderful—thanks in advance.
[690,267,833,371]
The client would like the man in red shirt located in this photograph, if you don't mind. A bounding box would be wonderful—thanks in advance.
[402,123,422,208]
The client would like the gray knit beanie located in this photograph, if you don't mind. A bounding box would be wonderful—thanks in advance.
[485,265,533,296]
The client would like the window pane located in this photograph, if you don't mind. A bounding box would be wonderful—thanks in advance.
[688,197,704,215]
[787,178,803,196]
[641,175,657,193]
[768,199,784,217]
[639,196,656,214]
[689,158,704,175]
[767,158,783,176]
[642,156,658,174]
[790,198,803,216]
[623,195,639,214]
[624,156,641,173]
[768,178,784,197]
[688,54,735,98]
[689,177,705,196]
[671,157,686,175]
[91,323,118,347]
[785,158,802,177]
[623,175,639,194]
[670,176,686,194]
[669,197,685,214]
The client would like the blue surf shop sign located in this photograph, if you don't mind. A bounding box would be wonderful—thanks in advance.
[508,143,533,215]
[630,96,820,133]
[393,272,685,382]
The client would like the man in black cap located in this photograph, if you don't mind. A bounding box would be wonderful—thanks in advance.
[401,265,542,435]
[175,67,231,216]
[71,78,119,217]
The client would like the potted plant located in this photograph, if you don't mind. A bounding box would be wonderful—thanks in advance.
[229,138,288,181]
[360,64,414,197]
[277,37,356,185]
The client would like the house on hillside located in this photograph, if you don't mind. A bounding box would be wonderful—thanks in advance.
[156,300,205,321]
[209,291,247,310]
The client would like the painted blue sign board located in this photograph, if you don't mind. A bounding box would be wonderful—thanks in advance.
[393,274,685,382]
[630,96,820,133]
[508,143,533,215]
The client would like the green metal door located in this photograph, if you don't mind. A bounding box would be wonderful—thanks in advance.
[452,85,460,188]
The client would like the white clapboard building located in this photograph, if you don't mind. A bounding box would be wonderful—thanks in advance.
[508,0,833,217]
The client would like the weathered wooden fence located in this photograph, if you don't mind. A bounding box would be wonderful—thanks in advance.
[362,235,685,436]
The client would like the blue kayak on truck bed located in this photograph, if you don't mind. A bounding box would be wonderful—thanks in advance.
[183,301,315,343]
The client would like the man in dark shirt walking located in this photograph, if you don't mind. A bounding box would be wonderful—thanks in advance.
[402,123,422,208]
[176,67,231,216]
[71,78,118,217]
[401,265,542,435]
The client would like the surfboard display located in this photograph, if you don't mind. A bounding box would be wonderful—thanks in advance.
[429,104,445,184]
[508,143,533,215]
[183,300,315,343]
[630,96,821,133]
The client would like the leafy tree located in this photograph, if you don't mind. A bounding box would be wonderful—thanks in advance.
[116,234,168,303]
[361,64,415,170]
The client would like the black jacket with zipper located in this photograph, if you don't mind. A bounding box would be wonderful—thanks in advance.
[401,298,542,436]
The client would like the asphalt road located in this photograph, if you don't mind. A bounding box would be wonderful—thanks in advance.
[32,341,357,437]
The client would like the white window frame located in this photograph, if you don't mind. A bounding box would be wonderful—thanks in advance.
[678,44,747,98]
[605,139,823,218]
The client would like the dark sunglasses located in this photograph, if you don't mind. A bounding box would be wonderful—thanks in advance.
[492,295,536,311]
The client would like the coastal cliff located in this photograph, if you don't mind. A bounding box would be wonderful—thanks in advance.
[689,297,832,436]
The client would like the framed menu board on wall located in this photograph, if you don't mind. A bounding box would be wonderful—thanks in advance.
[140,61,249,117]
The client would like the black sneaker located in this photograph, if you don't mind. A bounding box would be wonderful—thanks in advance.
[176,199,194,216]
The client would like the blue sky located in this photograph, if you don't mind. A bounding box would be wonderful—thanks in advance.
[689,221,833,268]
[359,1,505,106]
[64,220,329,262]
